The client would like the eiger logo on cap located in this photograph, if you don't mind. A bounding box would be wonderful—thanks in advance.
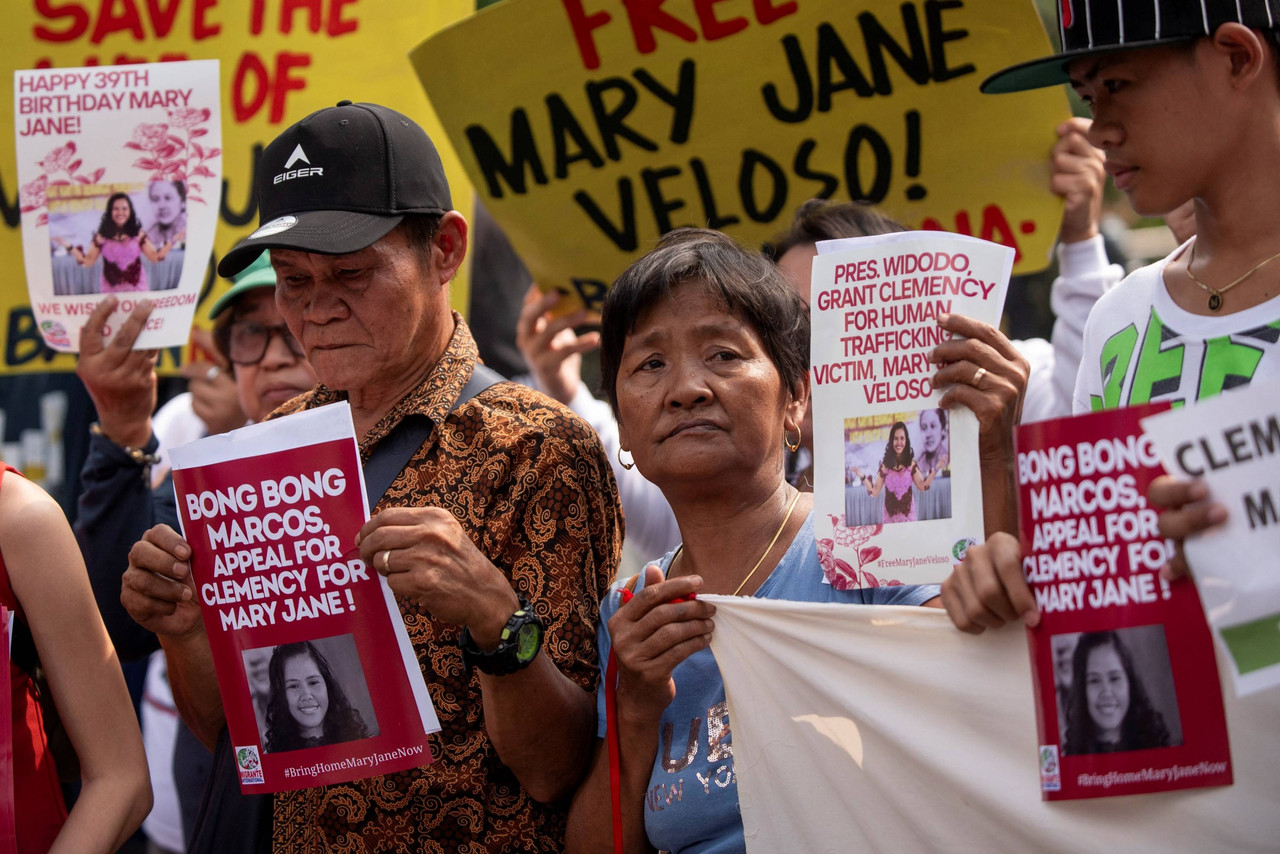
[284,144,309,169]
[274,143,323,184]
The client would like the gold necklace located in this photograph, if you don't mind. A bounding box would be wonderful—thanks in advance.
[670,490,803,596]
[1185,238,1280,312]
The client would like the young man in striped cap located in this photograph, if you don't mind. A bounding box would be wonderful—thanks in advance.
[943,0,1280,630]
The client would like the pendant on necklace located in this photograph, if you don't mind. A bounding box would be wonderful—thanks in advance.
[1208,292,1222,312]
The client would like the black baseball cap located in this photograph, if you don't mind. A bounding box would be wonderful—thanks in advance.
[983,0,1280,93]
[217,100,452,277]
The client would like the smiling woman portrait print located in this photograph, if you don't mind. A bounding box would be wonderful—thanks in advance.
[263,640,372,753]
[57,191,183,293]
[1064,630,1174,756]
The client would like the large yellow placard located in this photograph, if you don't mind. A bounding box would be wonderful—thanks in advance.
[1,0,473,374]
[414,0,1069,313]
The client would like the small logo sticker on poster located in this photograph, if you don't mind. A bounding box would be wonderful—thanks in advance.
[237,746,264,785]
[952,537,976,562]
[1040,745,1061,792]
[40,319,69,347]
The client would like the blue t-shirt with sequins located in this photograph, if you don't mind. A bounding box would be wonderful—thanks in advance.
[594,511,939,854]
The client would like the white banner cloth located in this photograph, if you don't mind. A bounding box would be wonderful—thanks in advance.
[706,596,1279,853]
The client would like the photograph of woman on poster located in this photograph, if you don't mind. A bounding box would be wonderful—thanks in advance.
[145,180,187,249]
[1064,630,1176,755]
[55,191,183,294]
[850,421,946,524]
[916,408,950,477]
[263,640,373,754]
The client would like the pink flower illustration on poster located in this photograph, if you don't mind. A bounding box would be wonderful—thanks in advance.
[817,515,900,590]
[21,141,107,227]
[125,107,220,204]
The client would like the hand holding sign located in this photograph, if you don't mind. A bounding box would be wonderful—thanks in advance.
[356,506,521,648]
[122,523,203,640]
[930,312,1030,453]
[1148,477,1228,582]
[940,531,1039,635]
[516,284,600,405]
[76,295,158,450]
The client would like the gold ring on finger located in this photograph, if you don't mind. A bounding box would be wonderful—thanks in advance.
[380,549,391,572]
[973,367,988,388]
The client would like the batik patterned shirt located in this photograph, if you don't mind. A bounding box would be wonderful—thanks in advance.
[272,316,622,853]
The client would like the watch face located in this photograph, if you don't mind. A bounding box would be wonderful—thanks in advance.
[515,622,541,663]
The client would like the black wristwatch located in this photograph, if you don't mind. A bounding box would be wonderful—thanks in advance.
[457,598,545,676]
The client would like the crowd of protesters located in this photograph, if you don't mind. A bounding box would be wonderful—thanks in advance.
[6,1,1280,851]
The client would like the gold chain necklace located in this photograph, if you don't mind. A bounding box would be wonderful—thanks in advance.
[669,489,802,596]
[1185,238,1280,312]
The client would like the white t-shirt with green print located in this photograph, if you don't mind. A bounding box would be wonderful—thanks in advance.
[1074,240,1280,414]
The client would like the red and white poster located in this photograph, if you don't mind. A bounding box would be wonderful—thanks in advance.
[14,59,221,352]
[810,231,1011,586]
[1016,404,1231,800]
[170,403,438,794]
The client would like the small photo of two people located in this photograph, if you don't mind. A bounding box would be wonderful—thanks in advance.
[844,408,950,526]
[49,181,187,296]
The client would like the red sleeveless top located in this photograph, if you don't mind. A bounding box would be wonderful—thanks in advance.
[0,465,68,851]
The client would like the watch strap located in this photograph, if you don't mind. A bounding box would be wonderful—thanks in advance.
[457,598,544,676]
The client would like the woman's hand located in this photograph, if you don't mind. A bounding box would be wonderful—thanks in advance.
[940,532,1039,634]
[931,314,1029,536]
[930,313,1029,453]
[182,328,245,436]
[1149,476,1228,581]
[609,565,715,719]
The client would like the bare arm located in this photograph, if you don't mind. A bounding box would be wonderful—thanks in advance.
[2,476,151,852]
[62,234,102,267]
[853,466,884,497]
[138,232,180,263]
[912,459,944,491]
[122,523,226,750]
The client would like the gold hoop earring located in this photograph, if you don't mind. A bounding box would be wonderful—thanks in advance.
[617,447,634,471]
[784,426,801,453]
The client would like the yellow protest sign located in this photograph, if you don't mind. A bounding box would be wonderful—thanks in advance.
[1,0,473,374]
[413,0,1070,313]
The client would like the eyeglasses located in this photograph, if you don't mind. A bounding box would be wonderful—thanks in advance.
[222,322,304,366]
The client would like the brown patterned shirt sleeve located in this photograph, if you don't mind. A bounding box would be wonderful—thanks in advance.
[271,317,622,853]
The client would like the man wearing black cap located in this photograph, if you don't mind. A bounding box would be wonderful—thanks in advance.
[122,101,622,852]
[942,2,1280,632]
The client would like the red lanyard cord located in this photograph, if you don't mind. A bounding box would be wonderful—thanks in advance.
[605,585,694,854]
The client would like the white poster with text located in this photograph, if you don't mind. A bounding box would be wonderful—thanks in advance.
[811,231,1011,586]
[15,59,221,352]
